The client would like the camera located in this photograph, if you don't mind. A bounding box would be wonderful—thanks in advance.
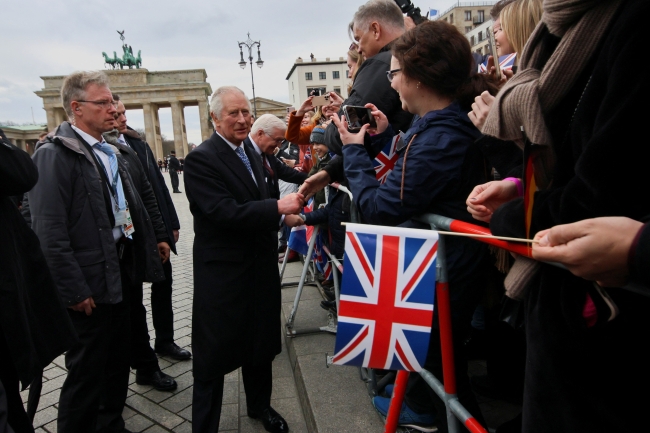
[394,0,427,24]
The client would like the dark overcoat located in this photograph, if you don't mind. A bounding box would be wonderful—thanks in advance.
[183,133,282,380]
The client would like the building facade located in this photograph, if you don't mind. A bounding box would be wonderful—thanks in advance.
[466,19,494,56]
[0,124,47,155]
[286,57,351,107]
[436,1,496,35]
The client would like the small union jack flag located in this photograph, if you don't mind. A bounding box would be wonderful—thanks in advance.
[332,224,438,371]
[288,198,314,255]
[478,52,517,74]
[373,135,400,184]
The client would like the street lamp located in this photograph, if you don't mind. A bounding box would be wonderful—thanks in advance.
[238,33,264,118]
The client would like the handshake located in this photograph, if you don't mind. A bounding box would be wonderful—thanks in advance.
[277,192,305,215]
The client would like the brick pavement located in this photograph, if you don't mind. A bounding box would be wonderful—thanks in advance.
[25,172,307,433]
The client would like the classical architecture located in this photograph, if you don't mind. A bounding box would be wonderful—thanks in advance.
[35,68,213,159]
[251,97,292,119]
[0,124,47,155]
[286,56,351,107]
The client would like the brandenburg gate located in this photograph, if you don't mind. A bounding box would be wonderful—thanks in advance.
[35,68,213,159]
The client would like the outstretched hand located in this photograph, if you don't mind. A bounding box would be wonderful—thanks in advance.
[278,192,305,215]
[468,91,495,131]
[364,103,388,135]
[296,96,315,117]
[298,170,330,199]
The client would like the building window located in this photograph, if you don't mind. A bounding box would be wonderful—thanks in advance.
[333,87,341,95]
[319,72,326,80]
[333,71,340,79]
[465,11,471,20]
[305,72,312,80]
[292,82,294,90]
[478,31,483,42]
[470,36,476,46]
[478,10,484,21]
[450,13,453,23]
[307,86,326,96]
[465,26,472,34]
[346,70,350,78]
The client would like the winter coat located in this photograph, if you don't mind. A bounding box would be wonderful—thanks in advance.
[0,134,76,388]
[28,122,164,307]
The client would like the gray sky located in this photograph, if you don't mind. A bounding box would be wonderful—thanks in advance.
[0,0,458,144]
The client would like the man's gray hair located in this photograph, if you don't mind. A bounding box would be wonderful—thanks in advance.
[251,114,287,136]
[353,0,405,32]
[209,86,251,120]
[61,71,111,119]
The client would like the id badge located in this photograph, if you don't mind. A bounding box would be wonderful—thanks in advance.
[114,209,128,226]
[122,208,135,237]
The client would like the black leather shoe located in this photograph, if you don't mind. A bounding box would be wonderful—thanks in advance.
[135,370,177,391]
[155,342,192,360]
[248,406,289,433]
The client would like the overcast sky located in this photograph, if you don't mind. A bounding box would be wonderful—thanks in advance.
[0,0,459,144]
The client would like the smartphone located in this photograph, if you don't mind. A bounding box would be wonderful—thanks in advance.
[487,28,502,80]
[311,95,329,106]
[286,106,295,113]
[342,105,377,132]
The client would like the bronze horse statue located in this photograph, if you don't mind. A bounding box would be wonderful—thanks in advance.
[102,51,124,69]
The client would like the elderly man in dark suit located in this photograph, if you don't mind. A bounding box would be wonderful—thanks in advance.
[244,114,308,200]
[184,87,304,433]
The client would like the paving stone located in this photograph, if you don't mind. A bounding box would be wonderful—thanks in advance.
[218,403,238,431]
[32,405,58,429]
[37,388,61,410]
[173,421,193,433]
[222,381,238,405]
[160,386,193,413]
[122,405,137,420]
[178,405,192,422]
[43,420,57,433]
[126,394,184,429]
[162,358,193,378]
[125,413,154,432]
[142,425,169,433]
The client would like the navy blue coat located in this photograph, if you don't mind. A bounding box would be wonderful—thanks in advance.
[342,101,490,316]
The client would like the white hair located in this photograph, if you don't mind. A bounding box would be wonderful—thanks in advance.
[61,70,111,119]
[209,86,251,120]
[353,0,405,33]
[251,114,287,136]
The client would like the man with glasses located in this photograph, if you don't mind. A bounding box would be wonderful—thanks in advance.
[300,0,413,197]
[244,114,307,199]
[28,71,166,433]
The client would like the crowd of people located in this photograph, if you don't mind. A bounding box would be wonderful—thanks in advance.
[1,0,649,432]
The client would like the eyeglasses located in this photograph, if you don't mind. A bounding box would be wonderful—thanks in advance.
[386,68,402,83]
[76,99,118,109]
[264,131,285,145]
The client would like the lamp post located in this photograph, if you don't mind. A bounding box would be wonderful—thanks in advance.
[238,32,264,118]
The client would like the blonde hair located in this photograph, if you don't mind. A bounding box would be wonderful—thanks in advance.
[347,49,365,94]
[500,0,543,57]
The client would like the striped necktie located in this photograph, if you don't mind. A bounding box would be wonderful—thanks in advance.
[235,145,254,177]
[94,142,127,214]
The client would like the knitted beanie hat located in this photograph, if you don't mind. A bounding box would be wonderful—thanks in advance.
[309,127,326,144]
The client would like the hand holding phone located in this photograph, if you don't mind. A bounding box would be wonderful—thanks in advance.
[342,105,377,132]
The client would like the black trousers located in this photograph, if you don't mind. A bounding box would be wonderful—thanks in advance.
[192,360,273,433]
[0,325,33,433]
[169,170,179,192]
[150,259,175,345]
[129,278,161,375]
[57,273,131,433]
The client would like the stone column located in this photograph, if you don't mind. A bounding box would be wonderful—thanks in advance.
[15,139,25,151]
[198,98,212,142]
[45,108,57,131]
[53,108,67,127]
[143,103,163,160]
[171,101,188,157]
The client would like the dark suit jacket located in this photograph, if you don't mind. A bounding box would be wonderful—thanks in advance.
[184,132,282,379]
[243,137,308,200]
[124,130,180,253]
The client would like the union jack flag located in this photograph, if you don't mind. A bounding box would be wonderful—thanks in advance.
[478,52,517,74]
[373,135,400,184]
[288,198,314,255]
[314,231,332,281]
[332,224,438,371]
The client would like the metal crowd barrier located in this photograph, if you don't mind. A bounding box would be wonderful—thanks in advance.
[282,183,358,337]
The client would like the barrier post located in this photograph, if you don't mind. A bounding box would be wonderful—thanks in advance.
[384,370,409,433]
[286,226,320,335]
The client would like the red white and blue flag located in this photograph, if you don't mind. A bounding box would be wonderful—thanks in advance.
[288,198,314,255]
[332,224,438,371]
[478,53,517,74]
[373,135,400,184]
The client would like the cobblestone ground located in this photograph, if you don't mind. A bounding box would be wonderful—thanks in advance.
[25,172,307,433]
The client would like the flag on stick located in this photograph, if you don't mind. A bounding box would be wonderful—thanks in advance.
[332,223,438,371]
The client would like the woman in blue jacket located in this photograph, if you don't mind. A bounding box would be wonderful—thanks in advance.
[332,20,499,432]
